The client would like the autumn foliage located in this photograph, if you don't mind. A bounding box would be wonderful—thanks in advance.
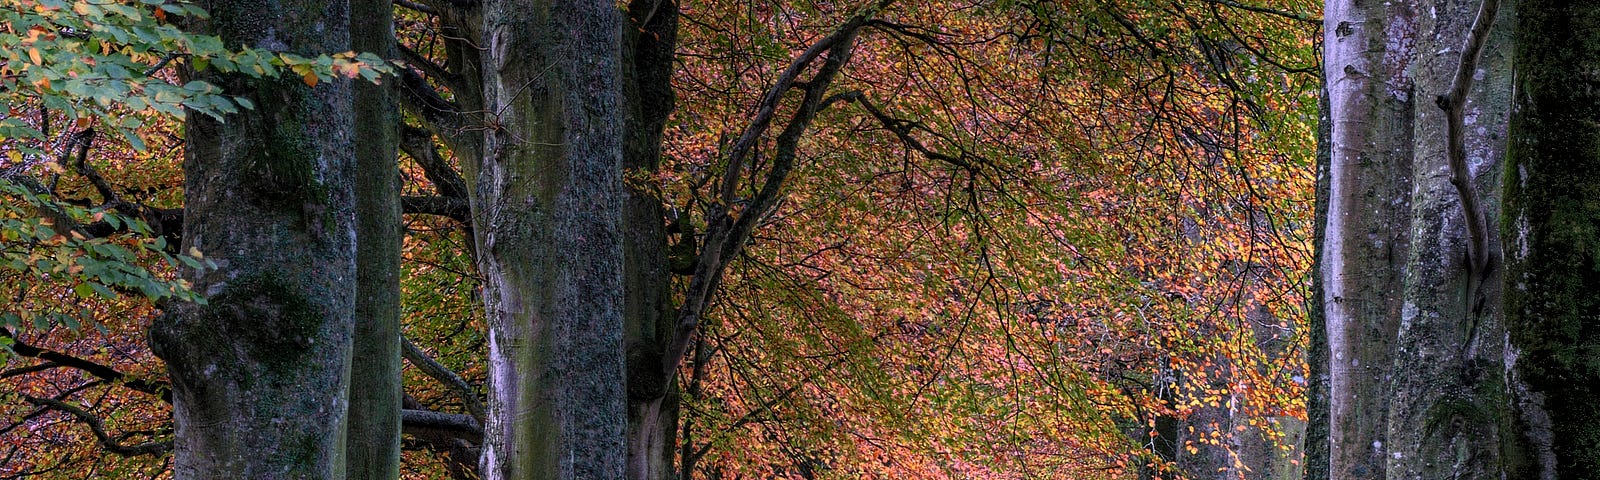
[0,0,1318,478]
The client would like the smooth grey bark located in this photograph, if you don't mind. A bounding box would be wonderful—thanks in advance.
[1502,1,1600,476]
[347,0,403,475]
[149,0,356,477]
[472,0,627,478]
[1320,0,1417,476]
[1317,0,1522,477]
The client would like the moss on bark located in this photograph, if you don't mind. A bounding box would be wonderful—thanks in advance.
[1503,1,1600,477]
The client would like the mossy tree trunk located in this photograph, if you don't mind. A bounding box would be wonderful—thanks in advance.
[149,0,357,477]
[619,1,680,479]
[472,0,628,478]
[347,0,404,476]
[1502,1,1600,476]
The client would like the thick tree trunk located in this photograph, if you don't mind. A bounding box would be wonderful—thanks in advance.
[149,0,356,477]
[1502,1,1600,476]
[1383,0,1515,476]
[1317,0,1521,477]
[472,0,628,478]
[347,0,404,476]
[1319,0,1418,475]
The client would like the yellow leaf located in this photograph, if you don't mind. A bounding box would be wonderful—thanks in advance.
[27,48,41,65]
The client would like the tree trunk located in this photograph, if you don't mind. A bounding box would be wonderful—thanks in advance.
[1316,0,1521,477]
[347,0,404,476]
[620,1,680,479]
[1320,0,1417,476]
[1502,1,1600,475]
[472,0,628,478]
[149,0,356,477]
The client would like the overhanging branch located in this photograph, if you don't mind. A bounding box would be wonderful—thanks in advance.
[21,394,171,456]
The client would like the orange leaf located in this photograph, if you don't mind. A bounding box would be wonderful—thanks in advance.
[301,71,318,87]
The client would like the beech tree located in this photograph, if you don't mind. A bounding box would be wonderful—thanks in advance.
[1312,0,1600,477]
[1,0,1320,478]
[146,0,359,477]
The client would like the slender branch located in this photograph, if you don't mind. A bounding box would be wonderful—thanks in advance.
[142,52,184,77]
[21,394,171,456]
[714,0,893,206]
[1434,0,1500,278]
[1197,0,1320,24]
[393,0,437,14]
[401,335,485,422]
[661,4,881,385]
[399,125,469,199]
[398,43,454,84]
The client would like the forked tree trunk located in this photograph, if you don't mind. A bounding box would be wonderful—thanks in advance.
[149,0,357,476]
[471,0,628,478]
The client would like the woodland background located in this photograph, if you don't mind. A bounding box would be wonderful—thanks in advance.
[5,0,1571,477]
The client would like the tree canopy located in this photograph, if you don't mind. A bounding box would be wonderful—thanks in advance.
[0,0,1325,478]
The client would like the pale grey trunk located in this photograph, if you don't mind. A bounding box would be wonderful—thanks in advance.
[347,0,404,475]
[473,0,628,478]
[149,0,356,476]
[1320,0,1418,476]
[1318,0,1520,477]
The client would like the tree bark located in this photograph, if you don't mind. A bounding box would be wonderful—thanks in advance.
[1502,1,1600,476]
[347,0,404,476]
[472,0,628,478]
[1319,0,1418,475]
[620,1,680,479]
[1316,0,1521,477]
[149,0,357,477]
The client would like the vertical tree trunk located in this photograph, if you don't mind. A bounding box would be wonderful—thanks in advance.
[347,0,404,476]
[1317,0,1521,477]
[472,0,628,478]
[1502,1,1600,475]
[149,0,356,477]
[1383,0,1515,476]
[620,1,680,479]
[1302,86,1332,480]
[1319,0,1418,475]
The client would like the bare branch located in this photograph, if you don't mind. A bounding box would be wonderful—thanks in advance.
[401,408,482,440]
[401,196,470,222]
[661,2,885,387]
[1435,0,1500,278]
[1,328,170,403]
[401,335,485,422]
[393,0,437,15]
[21,394,171,456]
